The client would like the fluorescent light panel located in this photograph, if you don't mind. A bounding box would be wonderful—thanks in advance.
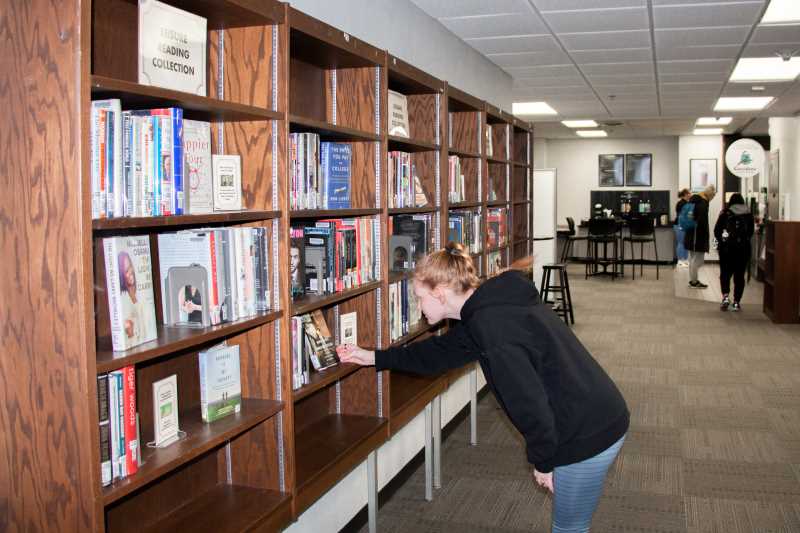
[693,128,724,135]
[761,0,800,24]
[714,96,774,111]
[729,57,800,83]
[576,130,607,137]
[696,117,732,126]
[513,101,558,115]
[561,120,598,128]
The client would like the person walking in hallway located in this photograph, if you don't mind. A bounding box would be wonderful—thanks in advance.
[674,188,691,267]
[683,185,716,288]
[338,242,629,533]
[714,193,754,311]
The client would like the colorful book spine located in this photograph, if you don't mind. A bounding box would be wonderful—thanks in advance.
[97,373,112,487]
[122,365,138,476]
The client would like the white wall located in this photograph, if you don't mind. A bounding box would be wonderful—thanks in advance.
[678,135,724,259]
[287,0,513,110]
[533,137,548,168]
[545,137,679,224]
[768,117,800,221]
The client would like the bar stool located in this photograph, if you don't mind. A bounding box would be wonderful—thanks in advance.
[585,218,620,280]
[540,263,574,325]
[558,217,588,263]
[622,216,659,280]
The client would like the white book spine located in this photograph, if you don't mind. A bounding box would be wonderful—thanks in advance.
[103,238,125,351]
[199,349,209,420]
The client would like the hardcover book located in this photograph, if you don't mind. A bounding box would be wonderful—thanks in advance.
[184,119,213,214]
[290,227,306,298]
[301,310,339,371]
[198,343,242,423]
[103,235,158,351]
[212,154,242,211]
[388,90,410,138]
[321,142,352,209]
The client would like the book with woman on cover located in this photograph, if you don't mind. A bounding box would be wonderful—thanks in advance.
[301,310,339,371]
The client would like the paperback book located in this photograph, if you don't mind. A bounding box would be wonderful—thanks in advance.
[198,343,242,423]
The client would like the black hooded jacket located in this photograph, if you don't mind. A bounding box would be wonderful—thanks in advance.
[375,270,629,473]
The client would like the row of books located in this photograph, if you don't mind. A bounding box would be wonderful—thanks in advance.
[447,155,466,204]
[388,151,430,209]
[389,213,433,272]
[487,208,509,250]
[448,210,482,254]
[388,278,422,343]
[97,366,138,487]
[291,310,340,390]
[289,133,352,211]
[289,217,377,299]
[488,173,506,202]
[488,250,504,277]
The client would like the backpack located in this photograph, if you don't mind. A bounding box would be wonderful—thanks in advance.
[678,202,696,231]
[721,212,749,248]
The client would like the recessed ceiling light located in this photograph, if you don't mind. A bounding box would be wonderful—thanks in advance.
[761,0,800,25]
[696,117,732,126]
[576,130,607,137]
[693,128,724,135]
[512,102,558,115]
[729,57,800,83]
[561,120,598,128]
[751,85,766,91]
[714,96,774,111]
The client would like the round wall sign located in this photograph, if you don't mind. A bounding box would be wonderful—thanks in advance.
[725,138,765,179]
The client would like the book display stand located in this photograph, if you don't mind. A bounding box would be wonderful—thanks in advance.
[4,1,532,531]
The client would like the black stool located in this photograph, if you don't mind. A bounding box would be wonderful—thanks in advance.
[558,217,588,263]
[540,263,574,325]
[585,218,620,280]
[622,216,659,280]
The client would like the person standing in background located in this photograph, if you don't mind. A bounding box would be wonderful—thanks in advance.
[714,193,754,311]
[684,185,716,288]
[674,188,691,267]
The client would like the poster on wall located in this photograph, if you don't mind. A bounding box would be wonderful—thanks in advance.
[689,158,717,192]
[598,154,624,187]
[624,153,652,187]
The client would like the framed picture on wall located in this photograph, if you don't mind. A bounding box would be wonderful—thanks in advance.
[598,154,624,187]
[625,153,652,187]
[689,158,717,192]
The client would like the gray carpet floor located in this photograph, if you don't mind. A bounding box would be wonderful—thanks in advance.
[356,265,800,532]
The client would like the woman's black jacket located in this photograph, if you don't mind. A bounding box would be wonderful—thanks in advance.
[684,193,710,252]
[375,270,629,473]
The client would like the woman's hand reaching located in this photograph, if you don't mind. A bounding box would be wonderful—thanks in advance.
[534,469,553,494]
[336,344,375,366]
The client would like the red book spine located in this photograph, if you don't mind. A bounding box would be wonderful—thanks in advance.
[122,365,138,476]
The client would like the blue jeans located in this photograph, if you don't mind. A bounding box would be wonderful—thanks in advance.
[674,225,688,261]
[552,435,626,533]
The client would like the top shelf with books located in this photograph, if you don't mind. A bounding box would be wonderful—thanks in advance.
[92,210,281,232]
[386,55,443,149]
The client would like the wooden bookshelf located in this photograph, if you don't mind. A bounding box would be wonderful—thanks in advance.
[511,119,533,262]
[762,221,800,323]
[92,210,282,231]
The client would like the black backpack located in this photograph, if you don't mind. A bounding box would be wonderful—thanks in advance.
[721,211,748,248]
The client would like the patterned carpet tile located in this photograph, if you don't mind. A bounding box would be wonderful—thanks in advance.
[759,390,800,410]
[624,427,684,458]
[679,385,764,408]
[677,355,750,372]
[767,409,800,439]
[619,382,681,405]
[594,490,687,533]
[750,371,800,390]
[776,438,800,463]
[631,401,681,429]
[685,496,800,533]
[680,429,789,463]
[683,459,800,504]
[680,406,773,432]
[679,369,753,386]
[609,366,681,387]
[606,453,684,496]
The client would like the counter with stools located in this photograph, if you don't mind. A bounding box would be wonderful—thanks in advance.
[557,217,588,263]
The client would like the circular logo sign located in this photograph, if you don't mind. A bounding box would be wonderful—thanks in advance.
[725,138,765,179]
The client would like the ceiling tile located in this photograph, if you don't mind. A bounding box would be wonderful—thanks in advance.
[581,61,653,75]
[653,0,763,5]
[742,117,769,135]
[439,12,548,39]
[571,47,652,64]
[585,72,656,84]
[541,8,649,33]
[657,44,741,61]
[513,75,587,87]
[465,34,559,55]
[750,25,800,44]
[659,81,723,92]
[742,43,800,58]
[722,82,792,96]
[659,71,729,83]
[410,0,528,18]
[653,2,764,29]
[513,85,596,97]
[505,64,579,77]
[488,51,572,68]
[654,26,750,47]
[559,29,651,50]
[533,0,645,10]
[657,59,734,73]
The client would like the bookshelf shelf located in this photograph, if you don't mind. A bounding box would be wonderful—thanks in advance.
[290,208,382,219]
[102,398,284,505]
[96,311,283,374]
[486,156,511,165]
[91,76,283,122]
[449,201,482,209]
[388,321,440,348]
[292,363,363,403]
[447,147,482,159]
[486,245,509,254]
[92,210,282,232]
[389,373,446,431]
[289,115,380,142]
[513,200,531,206]
[388,270,412,283]
[138,485,292,533]
[388,135,439,152]
[487,200,509,207]
[291,281,382,315]
[512,161,529,167]
[294,414,388,513]
[388,206,439,215]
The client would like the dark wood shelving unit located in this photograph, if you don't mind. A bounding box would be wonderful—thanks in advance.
[448,201,482,209]
[102,399,284,505]
[487,200,509,207]
[92,210,281,231]
[389,372,446,432]
[762,221,800,323]
[388,270,413,283]
[292,363,363,402]
[290,208,382,219]
[388,206,439,215]
[388,135,440,152]
[291,281,382,315]
[388,321,440,348]
[289,114,380,142]
[447,147,482,159]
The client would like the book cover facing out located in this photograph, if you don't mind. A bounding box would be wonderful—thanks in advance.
[199,344,242,423]
[184,119,213,214]
[322,142,352,209]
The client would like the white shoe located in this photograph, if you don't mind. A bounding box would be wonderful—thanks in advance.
[678,261,689,268]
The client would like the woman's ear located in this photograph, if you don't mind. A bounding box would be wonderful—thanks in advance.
[430,285,446,303]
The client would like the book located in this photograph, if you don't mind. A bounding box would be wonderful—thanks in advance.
[138,0,207,96]
[388,90,410,138]
[183,119,213,214]
[121,365,138,476]
[96,373,112,487]
[108,371,126,479]
[414,173,429,207]
[103,236,158,351]
[290,227,306,298]
[321,142,352,209]
[152,374,179,448]
[212,154,242,211]
[301,310,339,371]
[198,343,242,423]
[340,311,358,346]
[92,99,122,218]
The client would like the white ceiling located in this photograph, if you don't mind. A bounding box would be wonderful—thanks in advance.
[411,0,800,138]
